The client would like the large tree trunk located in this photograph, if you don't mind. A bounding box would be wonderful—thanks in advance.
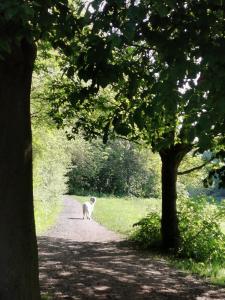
[0,40,41,299]
[159,144,190,251]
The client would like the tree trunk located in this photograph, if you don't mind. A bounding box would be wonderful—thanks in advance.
[159,145,190,251]
[0,40,41,299]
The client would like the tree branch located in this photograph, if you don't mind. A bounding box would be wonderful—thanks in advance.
[116,134,144,146]
[178,158,213,175]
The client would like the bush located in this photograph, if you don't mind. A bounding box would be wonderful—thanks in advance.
[177,197,225,263]
[132,196,225,263]
[132,212,161,249]
[33,127,71,203]
[33,127,71,233]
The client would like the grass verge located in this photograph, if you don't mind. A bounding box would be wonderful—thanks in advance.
[41,295,52,300]
[74,195,160,235]
[34,199,63,235]
[171,259,225,286]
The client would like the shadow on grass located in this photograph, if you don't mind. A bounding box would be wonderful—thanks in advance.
[38,237,225,300]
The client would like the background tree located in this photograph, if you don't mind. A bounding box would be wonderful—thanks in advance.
[48,0,225,250]
[32,72,72,233]
[67,137,161,197]
[32,47,73,226]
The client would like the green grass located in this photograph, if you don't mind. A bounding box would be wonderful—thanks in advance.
[34,199,63,235]
[41,292,54,300]
[171,259,225,286]
[74,194,225,286]
[74,195,161,235]
[41,295,52,300]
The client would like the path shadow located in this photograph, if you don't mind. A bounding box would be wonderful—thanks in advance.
[38,237,225,300]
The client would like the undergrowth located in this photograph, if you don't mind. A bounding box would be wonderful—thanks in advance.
[131,196,225,285]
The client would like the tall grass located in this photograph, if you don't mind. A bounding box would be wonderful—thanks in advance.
[34,199,62,235]
[172,259,225,286]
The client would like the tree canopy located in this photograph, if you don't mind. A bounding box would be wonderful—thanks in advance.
[48,0,225,155]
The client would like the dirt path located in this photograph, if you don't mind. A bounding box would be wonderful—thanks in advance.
[38,196,225,300]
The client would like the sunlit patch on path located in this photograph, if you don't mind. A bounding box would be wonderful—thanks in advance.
[38,197,225,299]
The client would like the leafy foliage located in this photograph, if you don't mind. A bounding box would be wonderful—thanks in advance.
[178,197,225,263]
[178,152,210,197]
[32,126,71,233]
[132,196,225,263]
[47,0,225,155]
[132,212,161,249]
[31,54,72,233]
[203,149,225,189]
[67,137,161,197]
[33,126,70,204]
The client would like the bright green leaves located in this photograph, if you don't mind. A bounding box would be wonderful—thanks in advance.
[204,147,225,188]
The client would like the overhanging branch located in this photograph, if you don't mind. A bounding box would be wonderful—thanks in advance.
[178,158,213,175]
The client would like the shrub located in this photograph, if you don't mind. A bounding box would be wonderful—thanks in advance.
[177,197,225,263]
[131,196,225,263]
[33,127,71,233]
[132,212,161,249]
[33,127,71,204]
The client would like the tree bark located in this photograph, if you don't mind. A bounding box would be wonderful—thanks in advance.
[159,144,190,251]
[0,40,41,299]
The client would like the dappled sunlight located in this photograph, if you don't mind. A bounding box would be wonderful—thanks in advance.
[38,237,225,300]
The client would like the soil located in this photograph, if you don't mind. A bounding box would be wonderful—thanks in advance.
[38,196,225,300]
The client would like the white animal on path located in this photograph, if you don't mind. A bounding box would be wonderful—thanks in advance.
[82,197,96,220]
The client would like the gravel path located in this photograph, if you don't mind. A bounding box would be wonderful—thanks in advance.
[42,197,121,242]
[38,196,225,300]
